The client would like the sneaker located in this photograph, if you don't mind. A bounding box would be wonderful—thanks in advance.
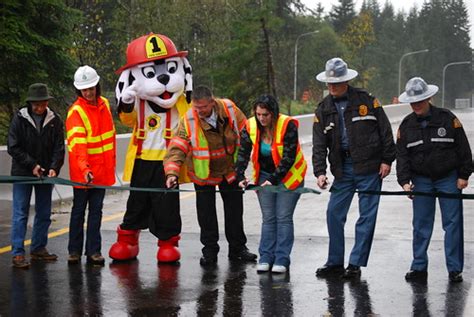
[87,253,105,266]
[12,255,30,269]
[342,264,361,279]
[30,248,58,261]
[449,271,463,283]
[405,270,428,281]
[315,264,344,277]
[228,249,257,263]
[256,263,270,273]
[68,253,81,265]
[271,265,287,274]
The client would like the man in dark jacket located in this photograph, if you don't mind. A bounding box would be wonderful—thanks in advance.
[396,77,472,283]
[7,83,65,269]
[312,58,396,279]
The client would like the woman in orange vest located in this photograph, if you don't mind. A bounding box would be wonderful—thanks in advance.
[66,65,116,265]
[236,95,307,274]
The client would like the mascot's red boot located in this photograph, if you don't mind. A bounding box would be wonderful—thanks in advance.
[157,235,181,263]
[109,226,140,260]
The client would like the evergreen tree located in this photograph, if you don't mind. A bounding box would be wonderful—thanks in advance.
[0,0,80,113]
[329,0,356,33]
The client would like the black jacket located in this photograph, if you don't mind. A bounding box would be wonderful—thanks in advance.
[396,105,472,185]
[312,86,396,179]
[7,105,65,176]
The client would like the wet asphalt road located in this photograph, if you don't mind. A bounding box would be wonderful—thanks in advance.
[0,109,473,316]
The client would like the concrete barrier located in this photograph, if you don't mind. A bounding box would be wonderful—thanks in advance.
[0,103,412,203]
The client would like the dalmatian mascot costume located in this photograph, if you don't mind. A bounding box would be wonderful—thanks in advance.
[109,33,192,263]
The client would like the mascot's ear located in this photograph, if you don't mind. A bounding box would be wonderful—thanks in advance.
[115,69,135,104]
[183,57,193,104]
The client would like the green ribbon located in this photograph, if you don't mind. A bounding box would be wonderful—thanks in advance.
[1,175,473,199]
[0,175,318,195]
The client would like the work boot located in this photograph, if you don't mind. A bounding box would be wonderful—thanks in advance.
[87,253,105,266]
[449,271,463,283]
[200,254,218,267]
[157,235,181,263]
[315,264,345,277]
[30,248,58,261]
[405,270,428,282]
[68,253,81,265]
[228,248,257,262]
[342,264,361,279]
[109,226,140,261]
[12,255,30,269]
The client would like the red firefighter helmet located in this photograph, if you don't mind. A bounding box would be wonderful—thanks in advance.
[116,33,188,74]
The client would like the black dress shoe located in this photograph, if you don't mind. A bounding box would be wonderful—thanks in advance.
[405,270,428,281]
[315,264,345,277]
[342,264,361,278]
[449,271,463,283]
[199,255,217,267]
[228,249,257,262]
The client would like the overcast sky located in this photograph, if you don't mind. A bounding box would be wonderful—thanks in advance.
[301,0,474,48]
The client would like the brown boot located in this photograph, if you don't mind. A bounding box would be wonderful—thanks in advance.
[87,253,105,266]
[68,253,81,265]
[12,255,30,269]
[30,248,58,261]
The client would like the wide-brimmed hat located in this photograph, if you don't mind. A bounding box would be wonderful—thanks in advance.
[26,83,54,102]
[398,77,438,103]
[316,57,358,83]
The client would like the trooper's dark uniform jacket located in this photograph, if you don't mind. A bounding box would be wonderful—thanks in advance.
[7,105,65,176]
[312,86,396,179]
[396,105,472,186]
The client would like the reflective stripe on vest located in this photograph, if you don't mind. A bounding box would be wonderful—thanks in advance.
[248,114,307,190]
[184,99,240,182]
[67,97,115,154]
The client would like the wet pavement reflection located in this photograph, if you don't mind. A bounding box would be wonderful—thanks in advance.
[0,233,472,316]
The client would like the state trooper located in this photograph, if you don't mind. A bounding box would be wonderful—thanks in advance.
[396,77,472,283]
[312,57,396,279]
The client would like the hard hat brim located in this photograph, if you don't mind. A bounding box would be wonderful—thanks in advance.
[74,76,100,90]
[115,50,188,74]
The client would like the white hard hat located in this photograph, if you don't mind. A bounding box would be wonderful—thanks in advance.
[74,65,100,90]
[316,57,358,83]
[398,77,438,103]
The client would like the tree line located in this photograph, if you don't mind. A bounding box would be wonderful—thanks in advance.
[0,0,472,144]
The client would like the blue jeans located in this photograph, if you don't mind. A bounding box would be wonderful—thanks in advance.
[68,188,106,256]
[11,183,53,256]
[256,171,302,267]
[326,158,382,267]
[411,171,463,273]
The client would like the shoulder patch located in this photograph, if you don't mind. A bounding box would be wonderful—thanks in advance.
[359,105,368,116]
[453,118,462,128]
[373,98,381,108]
[314,115,320,123]
[397,128,400,139]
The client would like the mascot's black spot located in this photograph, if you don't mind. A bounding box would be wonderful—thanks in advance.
[118,82,124,92]
[129,73,135,85]
[154,60,165,65]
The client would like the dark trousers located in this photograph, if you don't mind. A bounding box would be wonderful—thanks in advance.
[194,179,247,256]
[121,159,181,240]
[68,188,105,256]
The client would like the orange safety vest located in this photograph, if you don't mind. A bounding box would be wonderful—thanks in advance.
[247,114,306,190]
[66,96,116,186]
[183,99,240,186]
